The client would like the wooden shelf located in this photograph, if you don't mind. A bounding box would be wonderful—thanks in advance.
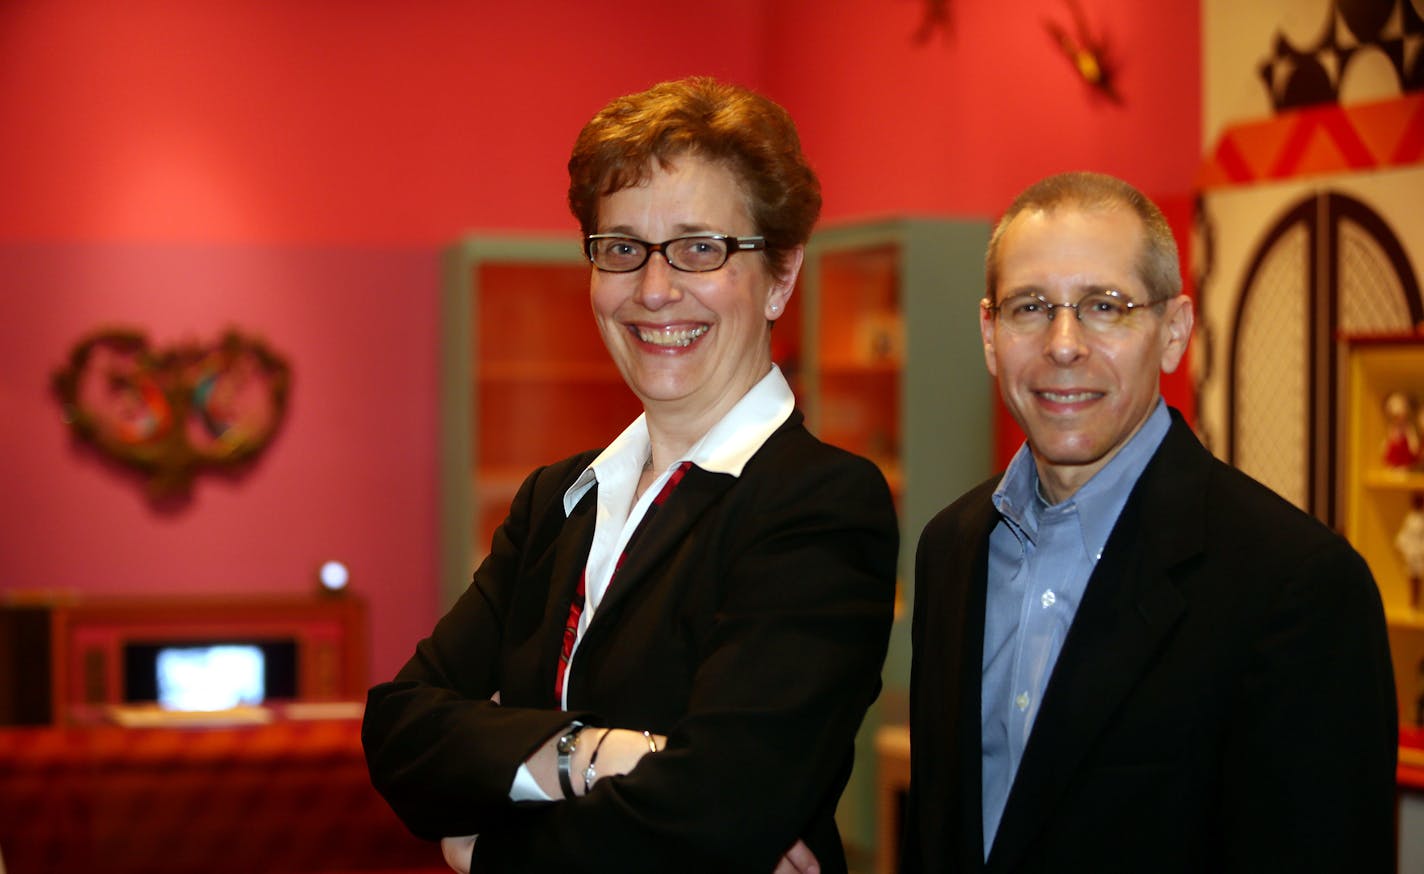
[1363,469,1424,491]
[1387,610,1424,630]
[443,238,646,568]
[473,465,533,494]
[818,361,901,376]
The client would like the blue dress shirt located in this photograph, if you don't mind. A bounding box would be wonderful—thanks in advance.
[979,400,1171,855]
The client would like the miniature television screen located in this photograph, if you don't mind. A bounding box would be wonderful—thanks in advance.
[123,639,297,711]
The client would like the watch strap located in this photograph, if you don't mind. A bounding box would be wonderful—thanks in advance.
[555,722,585,799]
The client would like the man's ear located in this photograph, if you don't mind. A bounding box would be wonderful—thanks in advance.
[980,298,999,377]
[1159,294,1194,375]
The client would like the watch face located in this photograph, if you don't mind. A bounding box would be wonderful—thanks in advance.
[557,726,582,753]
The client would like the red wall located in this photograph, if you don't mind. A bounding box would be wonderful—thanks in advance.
[0,0,1200,684]
[768,0,1199,221]
[0,1,767,243]
[765,0,1201,468]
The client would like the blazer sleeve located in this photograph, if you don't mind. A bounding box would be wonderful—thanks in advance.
[361,461,595,838]
[899,482,995,874]
[471,452,899,873]
[1218,536,1397,871]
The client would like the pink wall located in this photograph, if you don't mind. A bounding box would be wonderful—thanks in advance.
[0,243,442,682]
[0,0,1200,684]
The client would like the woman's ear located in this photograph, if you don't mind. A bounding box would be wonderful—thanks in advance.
[766,246,804,321]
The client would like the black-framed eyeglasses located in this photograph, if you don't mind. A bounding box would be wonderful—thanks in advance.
[584,234,766,273]
[984,289,1162,335]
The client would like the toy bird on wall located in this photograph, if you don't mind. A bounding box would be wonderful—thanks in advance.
[915,0,952,43]
[1045,0,1121,103]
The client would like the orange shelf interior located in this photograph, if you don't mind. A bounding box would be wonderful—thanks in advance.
[815,244,903,496]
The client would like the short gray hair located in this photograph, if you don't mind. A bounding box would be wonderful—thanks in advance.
[984,171,1182,303]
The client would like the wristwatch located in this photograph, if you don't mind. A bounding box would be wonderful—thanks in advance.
[555,722,585,799]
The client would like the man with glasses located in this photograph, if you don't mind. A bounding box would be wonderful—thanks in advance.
[901,171,1397,872]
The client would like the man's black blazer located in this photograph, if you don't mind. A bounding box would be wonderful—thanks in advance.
[902,410,1397,873]
[363,411,898,873]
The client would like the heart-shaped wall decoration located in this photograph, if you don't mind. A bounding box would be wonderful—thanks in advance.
[53,328,291,497]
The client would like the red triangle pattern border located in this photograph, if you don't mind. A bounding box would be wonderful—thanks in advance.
[1198,94,1424,189]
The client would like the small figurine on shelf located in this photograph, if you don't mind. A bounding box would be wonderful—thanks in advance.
[1382,391,1421,468]
[1416,406,1424,471]
[1398,493,1424,609]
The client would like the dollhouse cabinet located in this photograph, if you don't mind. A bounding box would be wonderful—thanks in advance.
[438,235,642,605]
[799,218,993,612]
[1343,336,1424,725]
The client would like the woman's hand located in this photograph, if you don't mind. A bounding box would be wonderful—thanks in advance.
[440,834,476,873]
[772,839,819,874]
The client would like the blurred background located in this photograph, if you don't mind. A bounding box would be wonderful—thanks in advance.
[1,1,1420,871]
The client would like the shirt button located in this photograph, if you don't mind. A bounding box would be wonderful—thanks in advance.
[1041,589,1056,608]
[1015,692,1030,710]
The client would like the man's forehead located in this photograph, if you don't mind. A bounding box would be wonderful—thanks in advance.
[999,208,1143,269]
[1007,202,1141,234]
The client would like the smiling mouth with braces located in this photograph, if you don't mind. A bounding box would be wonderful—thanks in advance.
[636,325,709,348]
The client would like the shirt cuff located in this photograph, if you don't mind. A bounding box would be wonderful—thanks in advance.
[509,762,553,802]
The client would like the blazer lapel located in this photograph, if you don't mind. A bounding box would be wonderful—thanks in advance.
[987,416,1209,871]
[580,465,735,644]
[589,412,803,626]
[542,487,598,702]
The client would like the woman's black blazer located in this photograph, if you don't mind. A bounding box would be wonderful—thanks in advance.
[363,411,899,873]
